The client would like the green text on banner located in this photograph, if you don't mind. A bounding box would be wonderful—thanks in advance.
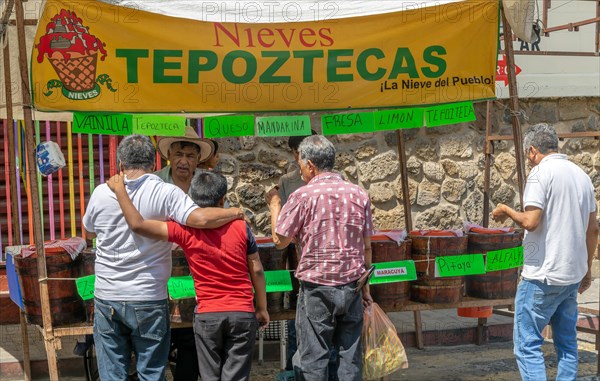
[425,101,476,127]
[370,260,417,284]
[486,246,524,272]
[435,254,486,277]
[374,108,424,131]
[265,270,293,293]
[256,116,311,137]
[322,112,374,135]
[73,112,132,135]
[75,275,96,301]
[203,115,255,138]
[132,115,186,136]
[168,276,196,300]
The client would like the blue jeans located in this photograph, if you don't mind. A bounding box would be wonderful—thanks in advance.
[94,298,171,381]
[293,281,363,381]
[513,279,580,381]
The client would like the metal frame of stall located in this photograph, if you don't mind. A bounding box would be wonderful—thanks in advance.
[3,0,599,379]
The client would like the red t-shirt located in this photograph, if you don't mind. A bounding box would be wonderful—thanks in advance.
[167,220,258,314]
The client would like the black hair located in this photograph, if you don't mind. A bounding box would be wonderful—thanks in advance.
[189,170,227,208]
[287,130,317,151]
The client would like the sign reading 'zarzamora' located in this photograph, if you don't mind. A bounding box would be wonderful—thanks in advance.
[31,0,499,113]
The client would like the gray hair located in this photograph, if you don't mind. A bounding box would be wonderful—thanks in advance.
[298,135,335,171]
[117,135,155,171]
[523,123,559,154]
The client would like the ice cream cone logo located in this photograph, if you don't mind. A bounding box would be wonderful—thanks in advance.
[36,10,117,101]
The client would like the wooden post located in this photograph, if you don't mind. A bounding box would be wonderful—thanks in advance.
[482,101,493,227]
[14,0,60,379]
[3,18,31,381]
[395,130,412,231]
[501,6,526,205]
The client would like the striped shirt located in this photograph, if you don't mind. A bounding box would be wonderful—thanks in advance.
[275,172,374,286]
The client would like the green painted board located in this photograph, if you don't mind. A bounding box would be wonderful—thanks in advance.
[168,276,195,300]
[75,275,96,301]
[370,260,417,284]
[265,270,293,293]
[321,112,374,135]
[132,115,186,136]
[486,246,524,272]
[435,254,486,277]
[425,101,475,127]
[256,116,311,137]
[374,108,424,131]
[73,112,132,135]
[203,115,255,138]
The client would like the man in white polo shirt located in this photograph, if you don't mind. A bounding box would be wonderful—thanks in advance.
[492,123,598,381]
[83,135,243,381]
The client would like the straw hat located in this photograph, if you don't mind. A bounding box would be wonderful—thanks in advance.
[157,126,215,163]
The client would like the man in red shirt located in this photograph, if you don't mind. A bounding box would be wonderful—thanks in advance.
[267,135,374,381]
[109,170,269,381]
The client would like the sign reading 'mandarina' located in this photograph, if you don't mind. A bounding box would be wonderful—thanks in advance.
[31,0,499,113]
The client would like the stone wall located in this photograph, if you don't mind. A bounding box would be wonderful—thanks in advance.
[216,97,599,236]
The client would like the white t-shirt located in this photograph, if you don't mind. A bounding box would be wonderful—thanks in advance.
[83,174,198,301]
[522,154,596,285]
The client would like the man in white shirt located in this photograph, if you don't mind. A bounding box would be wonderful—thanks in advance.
[83,135,243,381]
[492,123,598,381]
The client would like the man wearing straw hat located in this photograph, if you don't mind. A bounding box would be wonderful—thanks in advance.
[155,126,215,194]
[83,135,244,381]
[154,126,215,380]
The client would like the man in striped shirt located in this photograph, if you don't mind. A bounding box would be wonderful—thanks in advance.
[267,135,374,381]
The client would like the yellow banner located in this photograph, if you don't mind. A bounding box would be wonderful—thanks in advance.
[31,0,499,113]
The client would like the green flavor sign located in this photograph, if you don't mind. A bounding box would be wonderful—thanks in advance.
[322,112,374,135]
[374,108,424,131]
[486,246,524,272]
[265,270,293,293]
[132,115,186,136]
[370,260,417,284]
[73,112,132,135]
[168,276,195,300]
[75,274,96,301]
[435,254,486,277]
[425,101,475,127]
[256,116,311,137]
[203,115,255,138]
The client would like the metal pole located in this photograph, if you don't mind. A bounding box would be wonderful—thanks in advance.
[483,101,493,227]
[14,0,60,379]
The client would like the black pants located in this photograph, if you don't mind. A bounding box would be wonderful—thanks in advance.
[194,312,258,381]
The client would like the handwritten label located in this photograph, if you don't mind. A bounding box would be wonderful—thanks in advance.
[132,115,186,136]
[370,260,417,284]
[322,112,374,135]
[73,112,132,135]
[265,270,293,293]
[374,108,424,131]
[75,275,96,301]
[256,116,311,137]
[435,254,486,277]
[203,115,255,138]
[425,101,475,127]
[168,276,195,300]
[486,246,524,272]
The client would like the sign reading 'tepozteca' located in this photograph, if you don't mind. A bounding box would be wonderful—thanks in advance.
[425,101,476,127]
[132,115,186,136]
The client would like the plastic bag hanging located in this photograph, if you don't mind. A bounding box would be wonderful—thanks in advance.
[361,302,408,380]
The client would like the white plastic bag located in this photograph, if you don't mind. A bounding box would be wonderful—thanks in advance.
[36,141,65,176]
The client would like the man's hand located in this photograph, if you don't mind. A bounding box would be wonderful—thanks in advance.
[492,204,509,223]
[107,172,125,193]
[362,289,373,309]
[578,273,593,294]
[266,186,280,206]
[256,309,270,329]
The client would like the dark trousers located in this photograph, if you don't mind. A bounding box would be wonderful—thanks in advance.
[171,328,199,381]
[293,282,364,381]
[194,311,258,381]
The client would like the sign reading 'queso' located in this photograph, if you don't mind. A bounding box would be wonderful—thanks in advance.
[31,0,498,113]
